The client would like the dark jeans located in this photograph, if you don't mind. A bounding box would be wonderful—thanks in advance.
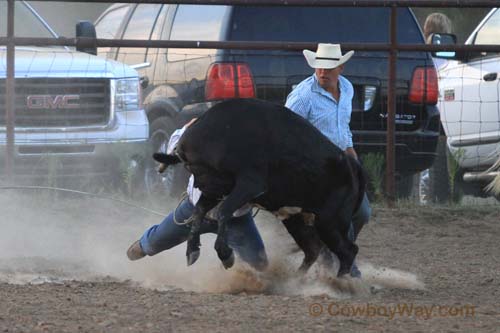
[140,197,268,271]
[348,193,371,242]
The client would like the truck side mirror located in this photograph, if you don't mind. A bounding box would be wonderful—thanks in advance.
[431,33,457,59]
[76,21,97,55]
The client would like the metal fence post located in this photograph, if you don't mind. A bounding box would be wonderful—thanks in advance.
[5,0,15,181]
[386,4,397,205]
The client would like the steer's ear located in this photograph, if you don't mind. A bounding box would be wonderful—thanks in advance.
[153,153,181,165]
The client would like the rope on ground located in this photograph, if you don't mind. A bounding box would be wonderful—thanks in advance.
[172,191,196,226]
[0,185,167,217]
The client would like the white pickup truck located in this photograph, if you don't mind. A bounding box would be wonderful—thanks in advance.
[434,7,500,201]
[0,1,149,188]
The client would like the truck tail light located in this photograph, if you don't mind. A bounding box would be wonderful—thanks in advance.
[409,67,438,105]
[205,63,255,100]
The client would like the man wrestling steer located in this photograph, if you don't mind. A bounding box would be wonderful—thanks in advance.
[154,98,366,277]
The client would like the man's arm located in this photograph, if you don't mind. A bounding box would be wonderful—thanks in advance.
[285,91,311,119]
[166,118,198,155]
[345,122,357,160]
[342,77,357,160]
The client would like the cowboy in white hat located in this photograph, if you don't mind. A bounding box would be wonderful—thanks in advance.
[303,43,354,70]
[301,43,354,110]
[285,43,371,278]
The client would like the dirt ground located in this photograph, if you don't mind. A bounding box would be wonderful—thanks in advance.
[0,191,499,332]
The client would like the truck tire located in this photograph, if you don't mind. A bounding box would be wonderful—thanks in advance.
[396,174,417,200]
[427,136,451,203]
[145,116,188,198]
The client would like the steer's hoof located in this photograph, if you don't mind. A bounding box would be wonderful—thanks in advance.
[221,251,235,270]
[337,264,351,277]
[186,250,200,266]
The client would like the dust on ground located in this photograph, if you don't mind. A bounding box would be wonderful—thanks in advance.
[0,190,499,332]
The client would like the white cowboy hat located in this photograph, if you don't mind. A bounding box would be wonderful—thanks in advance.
[303,43,354,69]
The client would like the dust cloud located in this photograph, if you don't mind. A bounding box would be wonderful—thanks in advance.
[0,191,424,297]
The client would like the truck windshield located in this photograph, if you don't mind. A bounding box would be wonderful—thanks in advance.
[0,1,57,39]
[230,6,422,44]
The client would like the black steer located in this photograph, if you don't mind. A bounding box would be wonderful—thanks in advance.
[154,98,366,277]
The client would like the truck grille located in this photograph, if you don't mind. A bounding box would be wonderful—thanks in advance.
[0,78,110,127]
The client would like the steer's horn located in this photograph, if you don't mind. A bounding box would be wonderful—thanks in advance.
[157,163,167,173]
[153,153,182,173]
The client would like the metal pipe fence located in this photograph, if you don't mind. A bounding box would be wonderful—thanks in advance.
[2,0,499,203]
[20,0,500,7]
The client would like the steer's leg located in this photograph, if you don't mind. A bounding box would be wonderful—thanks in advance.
[282,215,323,274]
[186,194,219,266]
[315,221,357,277]
[215,170,267,269]
[315,186,358,277]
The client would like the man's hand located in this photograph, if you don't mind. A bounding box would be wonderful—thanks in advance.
[345,147,358,160]
[184,117,198,128]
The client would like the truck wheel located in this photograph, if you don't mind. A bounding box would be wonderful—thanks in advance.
[396,174,417,200]
[144,116,188,198]
[427,136,452,203]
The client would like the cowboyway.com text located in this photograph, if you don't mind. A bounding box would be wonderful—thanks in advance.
[308,302,475,319]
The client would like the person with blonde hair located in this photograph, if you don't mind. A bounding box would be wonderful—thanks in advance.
[420,12,453,204]
[423,12,452,44]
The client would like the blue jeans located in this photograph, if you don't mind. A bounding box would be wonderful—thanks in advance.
[348,193,371,242]
[140,197,268,271]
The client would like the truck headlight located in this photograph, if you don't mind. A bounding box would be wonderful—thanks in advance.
[113,78,142,112]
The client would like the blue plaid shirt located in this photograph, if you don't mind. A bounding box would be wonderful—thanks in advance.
[285,73,354,150]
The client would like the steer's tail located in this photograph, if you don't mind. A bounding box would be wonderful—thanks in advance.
[346,155,367,214]
[153,153,182,173]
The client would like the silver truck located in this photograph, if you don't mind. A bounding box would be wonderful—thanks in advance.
[0,1,149,188]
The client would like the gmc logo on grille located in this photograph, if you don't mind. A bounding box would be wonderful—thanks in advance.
[26,95,80,109]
